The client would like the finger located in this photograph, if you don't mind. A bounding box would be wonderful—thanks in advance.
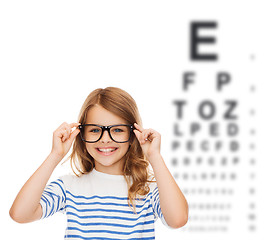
[60,122,70,130]
[57,122,69,135]
[53,123,68,142]
[60,129,68,142]
[143,129,159,143]
[58,123,80,142]
[66,123,79,137]
[133,125,155,145]
[134,123,144,132]
[133,129,146,145]
[62,124,71,141]
[142,129,153,140]
[133,129,141,140]
[68,127,80,142]
[69,122,81,129]
[64,122,78,137]
[138,130,150,144]
[65,126,71,137]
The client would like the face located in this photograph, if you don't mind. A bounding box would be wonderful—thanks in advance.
[84,105,130,175]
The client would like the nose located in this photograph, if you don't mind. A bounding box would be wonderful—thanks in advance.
[100,129,112,143]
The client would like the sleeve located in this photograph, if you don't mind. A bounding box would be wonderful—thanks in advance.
[39,177,66,220]
[151,184,172,228]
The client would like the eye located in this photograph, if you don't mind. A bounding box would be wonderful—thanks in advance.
[113,128,124,133]
[90,129,100,133]
[86,126,101,134]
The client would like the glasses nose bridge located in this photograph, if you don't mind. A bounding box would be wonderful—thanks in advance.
[101,126,112,140]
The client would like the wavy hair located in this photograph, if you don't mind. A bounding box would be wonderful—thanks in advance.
[68,87,155,213]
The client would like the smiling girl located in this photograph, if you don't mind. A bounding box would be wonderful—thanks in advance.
[9,87,188,239]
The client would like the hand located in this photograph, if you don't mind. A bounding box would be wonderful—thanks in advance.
[133,123,161,162]
[51,122,80,161]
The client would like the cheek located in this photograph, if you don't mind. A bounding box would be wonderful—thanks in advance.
[110,144,129,157]
[121,143,130,152]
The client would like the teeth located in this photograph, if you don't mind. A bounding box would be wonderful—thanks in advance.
[98,148,116,152]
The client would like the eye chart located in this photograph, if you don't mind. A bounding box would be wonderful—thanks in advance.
[158,16,273,240]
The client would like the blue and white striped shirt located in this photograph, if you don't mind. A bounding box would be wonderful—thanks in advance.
[39,169,169,239]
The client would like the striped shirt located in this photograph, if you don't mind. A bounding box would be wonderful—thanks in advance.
[39,169,169,239]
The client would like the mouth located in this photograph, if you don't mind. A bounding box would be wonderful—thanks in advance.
[96,147,118,155]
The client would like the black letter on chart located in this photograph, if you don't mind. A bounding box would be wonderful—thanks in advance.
[183,72,195,91]
[224,101,238,119]
[190,21,218,61]
[199,100,216,120]
[173,100,187,119]
[217,72,231,91]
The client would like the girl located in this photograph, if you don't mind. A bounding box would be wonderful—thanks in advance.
[9,87,188,239]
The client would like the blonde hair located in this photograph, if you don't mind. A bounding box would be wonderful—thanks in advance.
[68,87,155,213]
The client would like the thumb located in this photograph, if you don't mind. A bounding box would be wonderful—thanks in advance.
[68,127,80,143]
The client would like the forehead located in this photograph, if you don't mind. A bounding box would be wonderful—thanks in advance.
[86,105,127,125]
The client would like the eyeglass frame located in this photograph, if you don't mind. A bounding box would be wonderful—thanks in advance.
[78,124,135,143]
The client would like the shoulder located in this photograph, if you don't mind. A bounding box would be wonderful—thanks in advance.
[147,181,159,195]
[59,172,91,187]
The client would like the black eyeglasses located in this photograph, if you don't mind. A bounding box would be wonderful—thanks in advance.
[78,124,134,143]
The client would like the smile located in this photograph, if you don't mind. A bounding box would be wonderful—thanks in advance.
[96,148,118,155]
[97,148,117,152]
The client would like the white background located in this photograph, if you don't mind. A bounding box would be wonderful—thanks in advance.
[1,0,274,239]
